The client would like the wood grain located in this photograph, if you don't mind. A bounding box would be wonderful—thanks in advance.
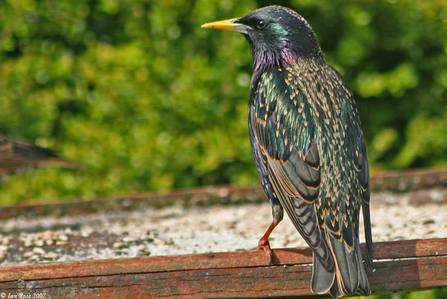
[0,238,446,298]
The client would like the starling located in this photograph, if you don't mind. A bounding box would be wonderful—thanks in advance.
[202,6,373,298]
[0,135,82,184]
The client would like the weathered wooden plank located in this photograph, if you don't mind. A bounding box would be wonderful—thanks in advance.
[0,265,316,298]
[0,239,446,298]
[372,256,447,293]
[1,167,447,221]
[0,257,446,298]
[373,238,447,259]
[0,248,314,282]
[1,238,444,281]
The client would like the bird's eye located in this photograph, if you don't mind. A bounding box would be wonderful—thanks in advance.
[257,20,266,29]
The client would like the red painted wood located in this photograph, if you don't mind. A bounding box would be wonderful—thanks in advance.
[0,239,446,298]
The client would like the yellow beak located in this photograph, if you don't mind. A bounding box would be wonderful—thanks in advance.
[201,18,251,34]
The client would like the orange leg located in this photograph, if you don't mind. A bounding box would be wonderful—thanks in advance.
[257,217,282,265]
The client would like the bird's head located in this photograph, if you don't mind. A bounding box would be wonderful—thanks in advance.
[202,6,324,74]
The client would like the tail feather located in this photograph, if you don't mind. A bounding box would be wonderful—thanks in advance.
[355,237,371,296]
[362,200,374,274]
[311,234,371,298]
[329,280,342,298]
[328,235,359,296]
[311,253,335,294]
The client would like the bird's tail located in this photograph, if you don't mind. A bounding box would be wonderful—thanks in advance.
[311,235,371,298]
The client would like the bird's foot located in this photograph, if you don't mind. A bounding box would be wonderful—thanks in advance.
[257,237,273,265]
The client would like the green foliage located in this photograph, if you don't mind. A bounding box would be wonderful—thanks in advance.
[369,288,447,299]
[1,0,447,203]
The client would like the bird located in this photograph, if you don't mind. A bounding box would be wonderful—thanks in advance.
[0,134,82,184]
[202,6,373,298]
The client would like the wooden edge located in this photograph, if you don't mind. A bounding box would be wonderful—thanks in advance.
[0,238,446,281]
[0,241,446,298]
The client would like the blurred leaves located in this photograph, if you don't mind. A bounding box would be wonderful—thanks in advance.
[356,63,419,98]
[1,0,447,203]
[369,288,447,299]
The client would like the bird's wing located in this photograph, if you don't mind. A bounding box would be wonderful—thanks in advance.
[249,69,333,271]
[329,65,373,274]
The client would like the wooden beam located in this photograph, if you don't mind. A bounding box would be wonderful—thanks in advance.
[0,239,446,298]
[1,167,447,221]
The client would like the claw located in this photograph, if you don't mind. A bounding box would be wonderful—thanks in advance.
[257,237,274,265]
